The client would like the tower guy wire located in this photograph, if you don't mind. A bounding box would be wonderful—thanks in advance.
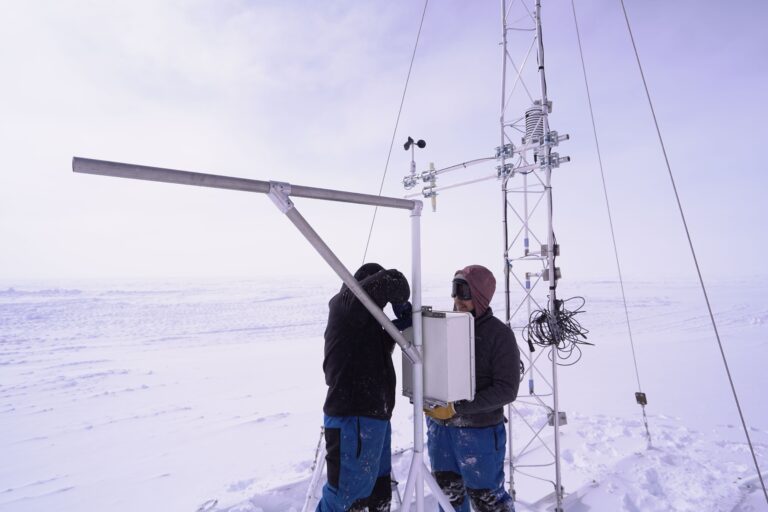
[570,0,652,448]
[361,0,429,265]
[620,0,767,503]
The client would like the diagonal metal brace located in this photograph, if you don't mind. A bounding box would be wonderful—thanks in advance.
[265,180,421,366]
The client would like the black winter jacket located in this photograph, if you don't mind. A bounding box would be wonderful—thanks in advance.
[322,269,410,420]
[443,307,520,428]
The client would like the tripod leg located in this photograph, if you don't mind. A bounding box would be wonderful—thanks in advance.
[422,463,456,511]
[400,454,420,512]
[302,426,327,512]
[391,472,402,508]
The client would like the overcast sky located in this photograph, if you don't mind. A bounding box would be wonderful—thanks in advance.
[1,0,766,284]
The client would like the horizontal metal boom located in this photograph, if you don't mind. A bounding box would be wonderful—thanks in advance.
[73,157,417,210]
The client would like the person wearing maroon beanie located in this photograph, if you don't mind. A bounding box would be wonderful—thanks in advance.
[425,264,520,512]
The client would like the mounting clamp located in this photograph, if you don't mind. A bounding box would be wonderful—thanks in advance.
[495,143,515,159]
[541,244,560,257]
[542,267,561,282]
[268,181,294,213]
[497,163,515,178]
[534,98,553,113]
[423,185,437,199]
[548,411,567,426]
[403,174,419,190]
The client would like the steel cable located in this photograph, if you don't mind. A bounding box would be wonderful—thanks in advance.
[619,0,767,502]
[361,0,429,264]
[570,0,652,448]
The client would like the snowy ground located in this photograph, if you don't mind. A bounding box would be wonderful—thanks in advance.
[1,276,766,511]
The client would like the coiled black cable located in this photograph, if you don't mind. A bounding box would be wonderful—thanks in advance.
[522,296,591,366]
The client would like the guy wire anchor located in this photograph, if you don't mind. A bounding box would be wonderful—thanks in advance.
[635,391,653,448]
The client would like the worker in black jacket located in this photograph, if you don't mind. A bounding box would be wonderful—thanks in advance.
[317,263,411,512]
[425,264,520,512]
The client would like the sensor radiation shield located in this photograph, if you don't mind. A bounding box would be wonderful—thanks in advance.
[402,308,475,406]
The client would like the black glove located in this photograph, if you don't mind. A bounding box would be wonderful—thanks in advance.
[392,301,413,331]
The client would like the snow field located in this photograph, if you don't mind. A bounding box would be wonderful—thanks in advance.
[1,277,766,511]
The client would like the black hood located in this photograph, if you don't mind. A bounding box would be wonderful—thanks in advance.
[338,262,386,294]
[354,262,385,281]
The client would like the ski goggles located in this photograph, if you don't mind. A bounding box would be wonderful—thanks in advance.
[451,278,472,300]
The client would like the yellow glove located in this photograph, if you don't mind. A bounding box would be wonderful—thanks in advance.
[424,402,456,420]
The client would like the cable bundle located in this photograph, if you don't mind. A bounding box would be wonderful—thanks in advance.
[523,296,591,365]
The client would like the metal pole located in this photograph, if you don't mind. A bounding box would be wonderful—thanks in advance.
[411,203,425,512]
[301,428,327,512]
[402,202,454,512]
[73,157,416,211]
[503,179,516,501]
[501,0,511,334]
[500,0,519,500]
[534,1,563,510]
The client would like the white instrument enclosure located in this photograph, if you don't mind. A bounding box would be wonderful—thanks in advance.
[402,308,475,406]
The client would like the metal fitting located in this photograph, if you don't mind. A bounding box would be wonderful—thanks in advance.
[495,143,515,159]
[267,181,294,213]
[403,174,419,190]
[497,163,515,178]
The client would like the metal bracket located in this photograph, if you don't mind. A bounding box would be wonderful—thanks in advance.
[548,411,567,426]
[540,152,561,169]
[495,143,515,159]
[422,186,437,199]
[497,163,515,178]
[528,131,567,147]
[534,98,553,113]
[635,392,648,406]
[420,171,437,184]
[268,181,294,213]
[403,174,419,190]
[548,131,570,146]
[542,268,561,282]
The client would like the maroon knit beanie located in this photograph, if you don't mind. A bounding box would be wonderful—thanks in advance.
[455,265,496,317]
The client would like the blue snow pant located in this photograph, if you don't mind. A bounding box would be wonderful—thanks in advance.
[427,418,515,512]
[316,415,392,512]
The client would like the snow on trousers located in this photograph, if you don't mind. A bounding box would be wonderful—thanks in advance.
[427,418,515,512]
[316,415,392,512]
